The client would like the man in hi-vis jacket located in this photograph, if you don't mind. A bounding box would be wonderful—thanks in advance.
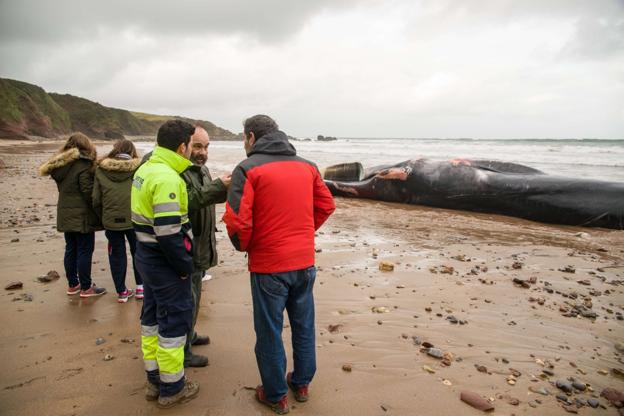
[223,115,335,415]
[131,120,199,409]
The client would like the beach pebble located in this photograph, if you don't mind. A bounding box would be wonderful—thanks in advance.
[556,380,573,393]
[427,348,444,359]
[601,387,624,407]
[587,398,600,408]
[371,306,389,314]
[5,281,23,290]
[572,381,586,391]
[37,270,60,283]
[341,364,352,372]
[460,390,494,412]
[378,261,394,272]
[423,365,435,374]
[96,338,106,346]
[103,354,114,361]
[475,364,488,373]
[529,386,550,396]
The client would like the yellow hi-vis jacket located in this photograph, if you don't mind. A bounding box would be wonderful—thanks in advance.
[131,145,194,276]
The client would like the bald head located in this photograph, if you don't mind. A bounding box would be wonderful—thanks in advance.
[190,126,210,166]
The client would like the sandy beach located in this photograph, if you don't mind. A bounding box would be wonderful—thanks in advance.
[0,140,623,416]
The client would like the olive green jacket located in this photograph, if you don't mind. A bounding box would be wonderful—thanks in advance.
[93,157,142,230]
[39,148,102,233]
[181,165,227,271]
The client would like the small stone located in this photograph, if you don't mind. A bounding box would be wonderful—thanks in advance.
[508,397,520,406]
[342,364,352,372]
[475,364,488,373]
[96,338,106,346]
[423,365,435,374]
[529,386,549,396]
[371,306,390,313]
[5,281,23,290]
[427,348,444,359]
[103,354,114,361]
[556,380,573,393]
[37,270,60,283]
[601,387,624,407]
[440,266,454,274]
[460,390,494,411]
[379,261,394,272]
[328,324,342,333]
[587,398,600,408]
[571,381,586,391]
[442,379,452,386]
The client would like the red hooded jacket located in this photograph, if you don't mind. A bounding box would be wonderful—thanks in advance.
[223,131,335,273]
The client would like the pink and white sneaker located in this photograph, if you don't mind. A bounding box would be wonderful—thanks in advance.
[117,289,134,303]
[135,287,144,300]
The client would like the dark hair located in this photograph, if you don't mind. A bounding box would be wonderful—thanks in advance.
[61,132,97,160]
[106,138,138,159]
[243,115,278,140]
[157,120,195,151]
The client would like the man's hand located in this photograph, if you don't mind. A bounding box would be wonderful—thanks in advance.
[220,174,232,188]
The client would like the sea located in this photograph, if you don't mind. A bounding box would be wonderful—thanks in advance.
[136,138,624,183]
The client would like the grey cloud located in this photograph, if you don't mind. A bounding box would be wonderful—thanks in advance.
[561,17,624,60]
[0,0,371,44]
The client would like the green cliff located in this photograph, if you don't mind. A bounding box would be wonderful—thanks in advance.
[0,78,237,140]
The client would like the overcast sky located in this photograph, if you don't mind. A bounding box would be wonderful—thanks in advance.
[1,0,622,138]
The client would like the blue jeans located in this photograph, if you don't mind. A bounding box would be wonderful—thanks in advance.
[105,229,143,294]
[250,266,317,403]
[63,232,95,290]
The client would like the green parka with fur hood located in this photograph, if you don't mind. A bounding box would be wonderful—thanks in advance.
[39,148,102,233]
[92,155,142,231]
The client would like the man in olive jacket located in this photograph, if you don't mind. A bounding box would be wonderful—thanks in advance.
[181,126,231,367]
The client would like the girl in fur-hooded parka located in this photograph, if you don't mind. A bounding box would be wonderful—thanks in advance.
[92,139,143,303]
[39,133,106,298]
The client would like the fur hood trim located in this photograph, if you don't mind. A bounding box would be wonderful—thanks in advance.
[98,157,142,172]
[39,148,84,176]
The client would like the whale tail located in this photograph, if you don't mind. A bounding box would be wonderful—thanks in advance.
[323,162,364,181]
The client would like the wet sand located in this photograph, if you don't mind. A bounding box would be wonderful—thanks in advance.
[0,141,623,416]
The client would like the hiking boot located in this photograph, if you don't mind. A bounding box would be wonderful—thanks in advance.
[79,285,107,298]
[184,353,209,368]
[255,385,289,414]
[67,283,81,295]
[145,382,159,401]
[191,335,210,346]
[135,287,144,300]
[286,372,309,402]
[157,379,199,409]
[117,289,134,303]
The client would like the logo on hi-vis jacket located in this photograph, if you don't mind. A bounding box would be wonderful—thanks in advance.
[169,193,176,199]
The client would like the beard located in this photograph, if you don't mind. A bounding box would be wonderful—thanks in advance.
[191,153,206,166]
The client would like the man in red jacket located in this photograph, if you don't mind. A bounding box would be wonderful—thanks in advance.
[223,115,335,414]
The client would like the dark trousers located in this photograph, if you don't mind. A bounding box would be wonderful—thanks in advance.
[63,232,95,290]
[137,259,193,397]
[105,229,143,294]
[184,269,205,362]
[251,266,317,403]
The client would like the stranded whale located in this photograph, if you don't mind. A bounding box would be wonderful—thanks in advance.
[323,158,624,229]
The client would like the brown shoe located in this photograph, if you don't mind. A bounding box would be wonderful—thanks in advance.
[157,379,199,409]
[145,382,159,401]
